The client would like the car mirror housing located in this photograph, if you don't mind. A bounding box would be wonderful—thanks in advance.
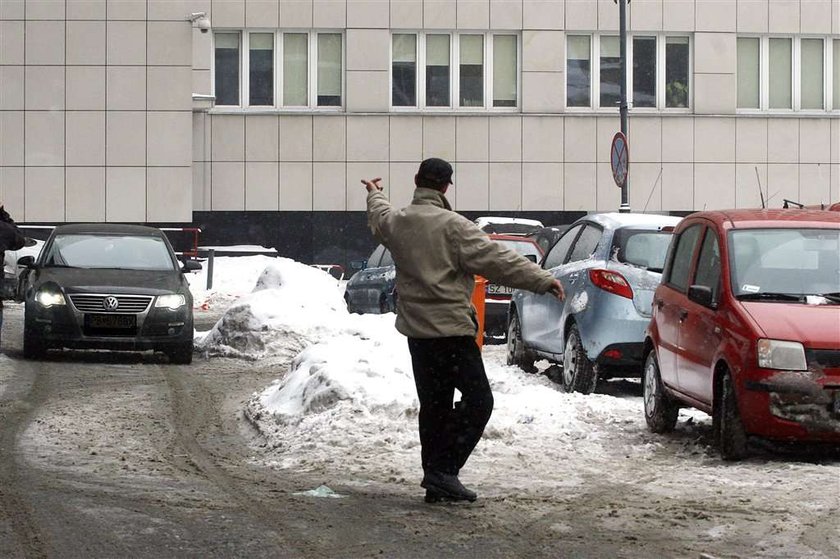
[181,260,202,273]
[17,255,35,268]
[688,284,715,308]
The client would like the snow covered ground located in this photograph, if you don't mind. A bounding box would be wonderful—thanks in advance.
[192,255,840,558]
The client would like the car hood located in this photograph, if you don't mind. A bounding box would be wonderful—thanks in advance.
[35,267,185,295]
[741,302,840,349]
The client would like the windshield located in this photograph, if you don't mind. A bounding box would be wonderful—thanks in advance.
[497,239,543,260]
[611,229,673,272]
[729,228,840,298]
[44,234,177,271]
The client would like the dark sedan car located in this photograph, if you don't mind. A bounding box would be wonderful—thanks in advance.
[18,224,200,363]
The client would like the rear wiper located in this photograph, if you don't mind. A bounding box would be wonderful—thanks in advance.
[736,292,804,302]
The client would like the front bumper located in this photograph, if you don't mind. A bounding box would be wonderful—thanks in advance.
[26,300,193,352]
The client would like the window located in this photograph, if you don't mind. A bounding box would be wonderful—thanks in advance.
[834,39,840,110]
[737,37,760,109]
[632,36,656,108]
[390,33,518,110]
[568,225,603,263]
[544,225,582,269]
[213,31,343,109]
[380,249,394,268]
[693,231,721,303]
[738,36,836,112]
[666,225,702,292]
[567,34,690,110]
[214,32,240,106]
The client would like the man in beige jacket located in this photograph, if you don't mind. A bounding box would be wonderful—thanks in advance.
[363,158,563,503]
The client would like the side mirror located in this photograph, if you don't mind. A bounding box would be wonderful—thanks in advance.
[525,254,537,263]
[351,259,367,270]
[181,260,202,273]
[17,255,35,268]
[688,284,715,308]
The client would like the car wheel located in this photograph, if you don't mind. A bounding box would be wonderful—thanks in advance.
[562,323,597,394]
[506,311,536,373]
[642,350,679,433]
[716,371,748,461]
[23,326,46,360]
[167,340,194,365]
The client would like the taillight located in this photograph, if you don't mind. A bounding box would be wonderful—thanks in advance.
[589,269,633,299]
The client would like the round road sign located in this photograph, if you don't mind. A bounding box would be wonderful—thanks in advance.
[610,132,629,188]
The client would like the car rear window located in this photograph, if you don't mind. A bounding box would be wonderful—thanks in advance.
[611,228,673,272]
[44,234,176,271]
[496,239,542,260]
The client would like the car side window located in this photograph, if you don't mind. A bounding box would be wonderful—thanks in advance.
[368,245,385,268]
[379,249,394,267]
[693,230,721,302]
[543,225,582,269]
[666,224,702,292]
[567,225,603,263]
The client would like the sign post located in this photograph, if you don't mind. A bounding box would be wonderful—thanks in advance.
[616,0,630,212]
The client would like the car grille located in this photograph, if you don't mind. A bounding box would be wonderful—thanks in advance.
[69,294,153,314]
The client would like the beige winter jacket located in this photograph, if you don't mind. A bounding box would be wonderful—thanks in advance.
[367,187,555,339]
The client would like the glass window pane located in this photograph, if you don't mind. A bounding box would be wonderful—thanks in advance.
[834,40,840,109]
[493,35,517,107]
[632,36,656,108]
[214,32,240,106]
[665,37,689,108]
[249,33,273,106]
[567,35,591,107]
[769,38,792,109]
[392,34,416,106]
[737,37,760,109]
[600,36,621,108]
[283,33,307,106]
[801,38,824,110]
[317,33,342,106]
[459,35,484,107]
[426,34,450,107]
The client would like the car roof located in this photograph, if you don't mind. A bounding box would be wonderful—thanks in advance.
[52,223,166,236]
[578,212,682,229]
[489,233,542,244]
[685,209,840,229]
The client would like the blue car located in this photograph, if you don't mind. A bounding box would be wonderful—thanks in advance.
[344,244,397,314]
[508,213,681,393]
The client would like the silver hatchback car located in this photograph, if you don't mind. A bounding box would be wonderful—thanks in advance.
[508,213,681,393]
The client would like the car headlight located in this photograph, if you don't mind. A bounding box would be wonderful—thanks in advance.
[757,339,807,371]
[155,294,186,310]
[35,289,66,307]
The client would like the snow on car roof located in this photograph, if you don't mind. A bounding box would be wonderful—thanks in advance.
[475,216,544,228]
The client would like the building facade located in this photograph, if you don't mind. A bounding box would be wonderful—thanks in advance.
[1,0,839,262]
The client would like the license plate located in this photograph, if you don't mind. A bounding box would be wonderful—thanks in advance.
[486,284,513,296]
[85,314,136,329]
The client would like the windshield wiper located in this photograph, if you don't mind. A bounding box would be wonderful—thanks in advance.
[736,292,804,302]
[811,292,840,304]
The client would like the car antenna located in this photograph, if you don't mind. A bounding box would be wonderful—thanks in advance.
[754,166,766,209]
[641,167,664,213]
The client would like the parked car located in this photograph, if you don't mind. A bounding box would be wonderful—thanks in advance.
[483,234,544,341]
[527,225,570,255]
[3,237,44,300]
[508,213,682,393]
[643,209,840,459]
[18,224,201,363]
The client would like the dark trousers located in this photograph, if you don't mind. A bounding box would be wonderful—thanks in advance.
[407,336,494,476]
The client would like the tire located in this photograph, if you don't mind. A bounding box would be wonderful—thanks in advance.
[23,326,46,360]
[167,340,194,365]
[561,323,597,394]
[642,350,679,433]
[506,311,536,373]
[716,371,749,461]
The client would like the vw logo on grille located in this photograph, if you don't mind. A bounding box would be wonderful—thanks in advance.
[102,296,119,311]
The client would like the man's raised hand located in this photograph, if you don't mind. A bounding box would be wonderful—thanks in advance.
[361,178,383,192]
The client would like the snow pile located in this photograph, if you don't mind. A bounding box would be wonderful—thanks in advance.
[188,254,279,310]
[196,257,353,359]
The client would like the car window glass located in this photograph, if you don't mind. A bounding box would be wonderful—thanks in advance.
[379,249,394,267]
[612,229,674,272]
[567,225,603,263]
[496,239,542,260]
[544,225,582,268]
[44,234,176,271]
[368,245,385,268]
[694,230,721,302]
[667,224,702,292]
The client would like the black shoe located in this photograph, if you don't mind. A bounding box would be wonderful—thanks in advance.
[424,487,463,503]
[421,471,477,502]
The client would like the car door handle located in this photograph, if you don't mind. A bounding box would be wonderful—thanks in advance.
[678,309,688,322]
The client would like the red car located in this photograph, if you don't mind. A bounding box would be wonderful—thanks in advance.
[643,209,840,459]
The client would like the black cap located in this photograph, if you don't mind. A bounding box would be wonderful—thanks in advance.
[417,158,453,188]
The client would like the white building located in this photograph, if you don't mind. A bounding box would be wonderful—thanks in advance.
[1,0,838,261]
